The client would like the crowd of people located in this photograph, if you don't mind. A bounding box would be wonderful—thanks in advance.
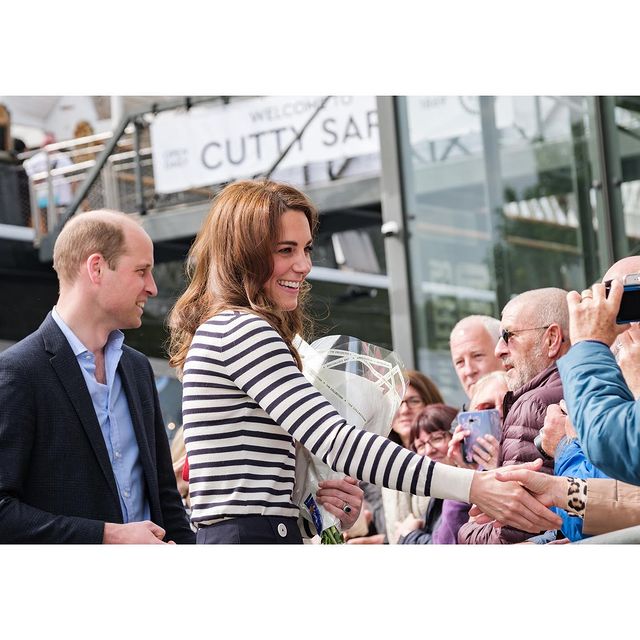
[0,177,639,544]
[0,102,96,232]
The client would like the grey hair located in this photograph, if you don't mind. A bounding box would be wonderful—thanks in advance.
[450,315,501,345]
[469,370,509,405]
[475,370,509,386]
[503,288,569,338]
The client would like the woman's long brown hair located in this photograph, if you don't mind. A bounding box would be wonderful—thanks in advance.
[168,180,319,375]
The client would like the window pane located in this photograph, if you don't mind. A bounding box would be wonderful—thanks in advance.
[398,96,596,404]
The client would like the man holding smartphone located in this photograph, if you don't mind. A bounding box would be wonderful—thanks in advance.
[557,256,640,486]
[601,256,640,397]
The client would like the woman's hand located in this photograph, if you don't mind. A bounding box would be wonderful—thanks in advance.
[316,476,364,531]
[493,466,567,510]
[447,425,477,469]
[448,426,499,470]
[395,515,424,538]
[345,533,386,544]
[472,434,500,470]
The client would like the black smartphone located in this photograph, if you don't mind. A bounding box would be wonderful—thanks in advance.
[604,273,640,324]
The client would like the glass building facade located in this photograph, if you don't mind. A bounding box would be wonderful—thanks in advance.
[380,96,639,405]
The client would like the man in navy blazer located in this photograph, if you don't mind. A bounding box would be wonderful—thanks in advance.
[0,210,194,543]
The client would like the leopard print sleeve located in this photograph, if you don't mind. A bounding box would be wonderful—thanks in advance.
[565,477,588,518]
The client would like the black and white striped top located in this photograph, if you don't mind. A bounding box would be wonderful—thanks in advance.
[182,311,473,529]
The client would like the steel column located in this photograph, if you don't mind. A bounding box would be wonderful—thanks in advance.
[590,96,629,274]
[133,118,146,216]
[376,96,415,369]
[479,96,509,309]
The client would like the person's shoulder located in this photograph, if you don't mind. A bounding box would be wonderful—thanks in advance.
[530,367,564,405]
[23,150,44,172]
[54,151,73,166]
[0,329,46,364]
[121,343,148,361]
[560,340,611,367]
[0,331,48,385]
[120,346,164,393]
[120,344,154,375]
[199,309,276,336]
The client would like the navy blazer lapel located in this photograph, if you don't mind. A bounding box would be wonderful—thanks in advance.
[118,351,159,511]
[41,314,122,512]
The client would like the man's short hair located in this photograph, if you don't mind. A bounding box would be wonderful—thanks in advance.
[52,209,132,284]
[450,315,501,345]
[505,288,569,337]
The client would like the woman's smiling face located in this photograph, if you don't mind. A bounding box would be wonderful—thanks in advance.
[263,209,313,311]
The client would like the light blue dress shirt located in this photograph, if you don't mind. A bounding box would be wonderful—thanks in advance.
[52,307,150,523]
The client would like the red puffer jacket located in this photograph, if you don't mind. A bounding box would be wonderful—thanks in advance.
[458,363,562,544]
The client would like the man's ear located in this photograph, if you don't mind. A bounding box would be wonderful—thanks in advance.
[86,253,103,285]
[547,323,564,358]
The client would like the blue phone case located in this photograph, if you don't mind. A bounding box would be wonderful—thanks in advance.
[457,408,501,464]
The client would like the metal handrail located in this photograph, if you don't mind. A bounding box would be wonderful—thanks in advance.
[574,523,640,544]
[18,131,115,162]
[38,96,222,261]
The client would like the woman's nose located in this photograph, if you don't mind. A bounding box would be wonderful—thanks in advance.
[293,253,311,275]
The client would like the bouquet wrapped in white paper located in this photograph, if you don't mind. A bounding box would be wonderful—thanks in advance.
[292,335,406,543]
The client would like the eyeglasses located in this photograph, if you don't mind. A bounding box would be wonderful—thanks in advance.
[400,397,425,409]
[415,433,448,449]
[500,325,550,345]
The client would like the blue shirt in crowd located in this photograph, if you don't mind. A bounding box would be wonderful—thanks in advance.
[52,307,150,523]
[552,436,609,542]
[557,339,640,485]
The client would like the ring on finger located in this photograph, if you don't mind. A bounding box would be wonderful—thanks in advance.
[342,502,352,514]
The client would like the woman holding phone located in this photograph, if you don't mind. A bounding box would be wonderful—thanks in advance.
[448,371,506,470]
[168,179,560,544]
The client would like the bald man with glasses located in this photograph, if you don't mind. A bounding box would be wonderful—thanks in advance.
[458,287,570,544]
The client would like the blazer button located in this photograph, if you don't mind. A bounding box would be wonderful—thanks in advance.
[277,523,288,538]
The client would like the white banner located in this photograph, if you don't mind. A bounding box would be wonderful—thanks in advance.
[150,96,379,193]
[407,96,515,143]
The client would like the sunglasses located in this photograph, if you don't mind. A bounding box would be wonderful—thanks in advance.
[500,325,550,345]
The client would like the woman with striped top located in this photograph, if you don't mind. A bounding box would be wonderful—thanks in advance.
[168,179,561,544]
